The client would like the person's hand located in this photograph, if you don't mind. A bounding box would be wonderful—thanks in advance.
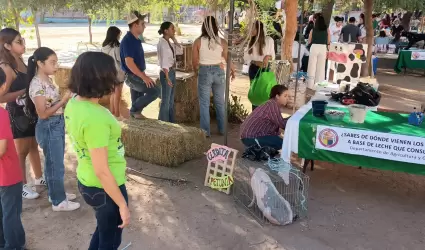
[230,70,236,81]
[118,204,130,228]
[61,90,72,103]
[141,75,155,88]
[167,78,173,87]
[220,63,225,70]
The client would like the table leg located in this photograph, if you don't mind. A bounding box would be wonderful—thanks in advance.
[302,159,315,173]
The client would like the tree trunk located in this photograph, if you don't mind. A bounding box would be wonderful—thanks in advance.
[401,11,413,31]
[322,0,335,26]
[88,16,93,44]
[8,0,20,31]
[34,12,41,48]
[363,0,373,77]
[282,0,297,63]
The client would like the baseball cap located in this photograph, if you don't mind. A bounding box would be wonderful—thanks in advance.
[127,11,147,25]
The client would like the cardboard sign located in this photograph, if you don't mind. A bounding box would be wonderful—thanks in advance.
[206,145,231,163]
[209,175,234,189]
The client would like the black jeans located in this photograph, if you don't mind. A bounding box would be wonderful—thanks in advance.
[0,182,25,250]
[78,182,128,250]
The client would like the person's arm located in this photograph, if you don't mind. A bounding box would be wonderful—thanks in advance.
[122,40,154,87]
[192,38,200,72]
[0,65,25,103]
[0,111,11,158]
[172,37,183,55]
[327,29,331,48]
[268,101,289,129]
[264,37,275,63]
[31,87,71,119]
[158,40,173,87]
[84,123,130,228]
[221,38,235,80]
[308,30,313,44]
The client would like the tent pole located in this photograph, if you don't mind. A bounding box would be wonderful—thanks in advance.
[224,0,235,146]
[293,0,305,114]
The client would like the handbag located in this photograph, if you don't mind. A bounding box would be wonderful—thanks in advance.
[248,68,278,106]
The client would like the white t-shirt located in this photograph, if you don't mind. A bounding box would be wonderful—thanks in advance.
[244,36,276,63]
[329,24,342,42]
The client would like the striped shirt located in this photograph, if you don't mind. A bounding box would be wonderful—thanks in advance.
[240,99,289,139]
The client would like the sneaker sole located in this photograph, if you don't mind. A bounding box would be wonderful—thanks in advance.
[52,204,81,212]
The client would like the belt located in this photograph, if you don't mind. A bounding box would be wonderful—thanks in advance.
[251,61,266,68]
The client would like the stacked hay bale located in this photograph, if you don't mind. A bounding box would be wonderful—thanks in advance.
[121,118,207,167]
[173,71,200,123]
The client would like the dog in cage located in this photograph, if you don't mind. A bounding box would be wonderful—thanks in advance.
[247,167,294,225]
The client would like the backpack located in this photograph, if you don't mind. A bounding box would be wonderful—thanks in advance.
[350,82,381,106]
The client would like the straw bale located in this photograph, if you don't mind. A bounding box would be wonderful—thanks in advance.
[54,67,71,89]
[174,73,198,103]
[121,119,207,167]
[174,100,200,123]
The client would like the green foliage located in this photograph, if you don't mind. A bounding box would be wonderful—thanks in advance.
[210,94,249,124]
[373,0,425,11]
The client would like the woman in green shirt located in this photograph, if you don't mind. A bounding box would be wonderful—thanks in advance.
[64,52,130,249]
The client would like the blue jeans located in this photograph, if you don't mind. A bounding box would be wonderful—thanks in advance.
[198,65,225,136]
[35,115,66,206]
[125,73,160,114]
[241,136,283,150]
[0,182,25,250]
[78,182,128,250]
[158,69,176,123]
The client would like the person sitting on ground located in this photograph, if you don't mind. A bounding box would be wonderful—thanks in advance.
[340,17,361,43]
[240,85,290,150]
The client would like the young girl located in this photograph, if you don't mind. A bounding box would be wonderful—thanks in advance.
[26,47,80,211]
[157,21,183,123]
[0,82,26,250]
[101,26,125,118]
[192,16,235,136]
[0,28,45,200]
[244,20,275,111]
[65,52,130,249]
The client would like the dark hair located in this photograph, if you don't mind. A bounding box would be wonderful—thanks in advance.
[249,21,265,56]
[25,47,56,117]
[349,17,356,23]
[128,11,144,29]
[158,21,173,35]
[314,15,327,31]
[379,30,386,37]
[269,85,288,99]
[0,28,21,69]
[201,16,219,40]
[102,26,121,47]
[68,52,118,98]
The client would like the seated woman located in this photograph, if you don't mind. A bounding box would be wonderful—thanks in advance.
[375,30,391,45]
[240,85,290,150]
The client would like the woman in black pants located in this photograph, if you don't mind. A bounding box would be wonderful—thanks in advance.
[244,21,275,111]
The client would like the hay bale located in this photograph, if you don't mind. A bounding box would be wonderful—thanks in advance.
[174,72,197,103]
[54,67,71,89]
[121,119,207,167]
[175,100,200,123]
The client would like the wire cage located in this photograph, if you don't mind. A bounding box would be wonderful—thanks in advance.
[269,60,292,85]
[233,158,309,226]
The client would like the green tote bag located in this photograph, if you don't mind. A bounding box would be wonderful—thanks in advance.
[248,69,278,106]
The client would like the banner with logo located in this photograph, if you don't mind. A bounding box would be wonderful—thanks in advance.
[411,51,425,60]
[315,126,425,165]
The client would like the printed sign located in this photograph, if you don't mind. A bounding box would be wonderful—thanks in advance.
[209,175,234,189]
[206,145,231,163]
[411,51,425,60]
[315,126,425,165]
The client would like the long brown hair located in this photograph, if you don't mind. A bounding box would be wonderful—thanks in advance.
[248,21,265,56]
[0,28,21,69]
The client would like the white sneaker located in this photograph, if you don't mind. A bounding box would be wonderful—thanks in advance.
[22,184,40,199]
[48,193,77,203]
[52,200,80,212]
[34,176,47,186]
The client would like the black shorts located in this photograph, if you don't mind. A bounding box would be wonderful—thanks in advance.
[6,104,36,139]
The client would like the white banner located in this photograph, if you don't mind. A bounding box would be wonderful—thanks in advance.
[315,126,425,165]
[411,51,425,60]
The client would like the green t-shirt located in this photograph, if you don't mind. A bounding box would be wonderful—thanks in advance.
[64,97,126,188]
[373,20,378,30]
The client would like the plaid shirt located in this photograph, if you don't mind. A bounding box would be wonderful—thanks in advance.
[240,99,289,139]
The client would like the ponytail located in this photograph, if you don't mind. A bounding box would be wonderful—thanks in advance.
[25,55,37,117]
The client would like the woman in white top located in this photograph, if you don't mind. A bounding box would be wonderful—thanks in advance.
[358,13,367,43]
[157,21,183,123]
[244,20,275,110]
[192,16,235,136]
[101,26,125,118]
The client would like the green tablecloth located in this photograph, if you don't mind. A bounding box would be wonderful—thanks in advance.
[298,107,425,175]
[394,50,425,73]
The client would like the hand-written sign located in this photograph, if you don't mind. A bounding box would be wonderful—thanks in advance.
[209,175,234,189]
[206,145,231,163]
[315,125,425,165]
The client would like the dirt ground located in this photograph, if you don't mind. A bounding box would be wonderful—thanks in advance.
[17,23,425,250]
